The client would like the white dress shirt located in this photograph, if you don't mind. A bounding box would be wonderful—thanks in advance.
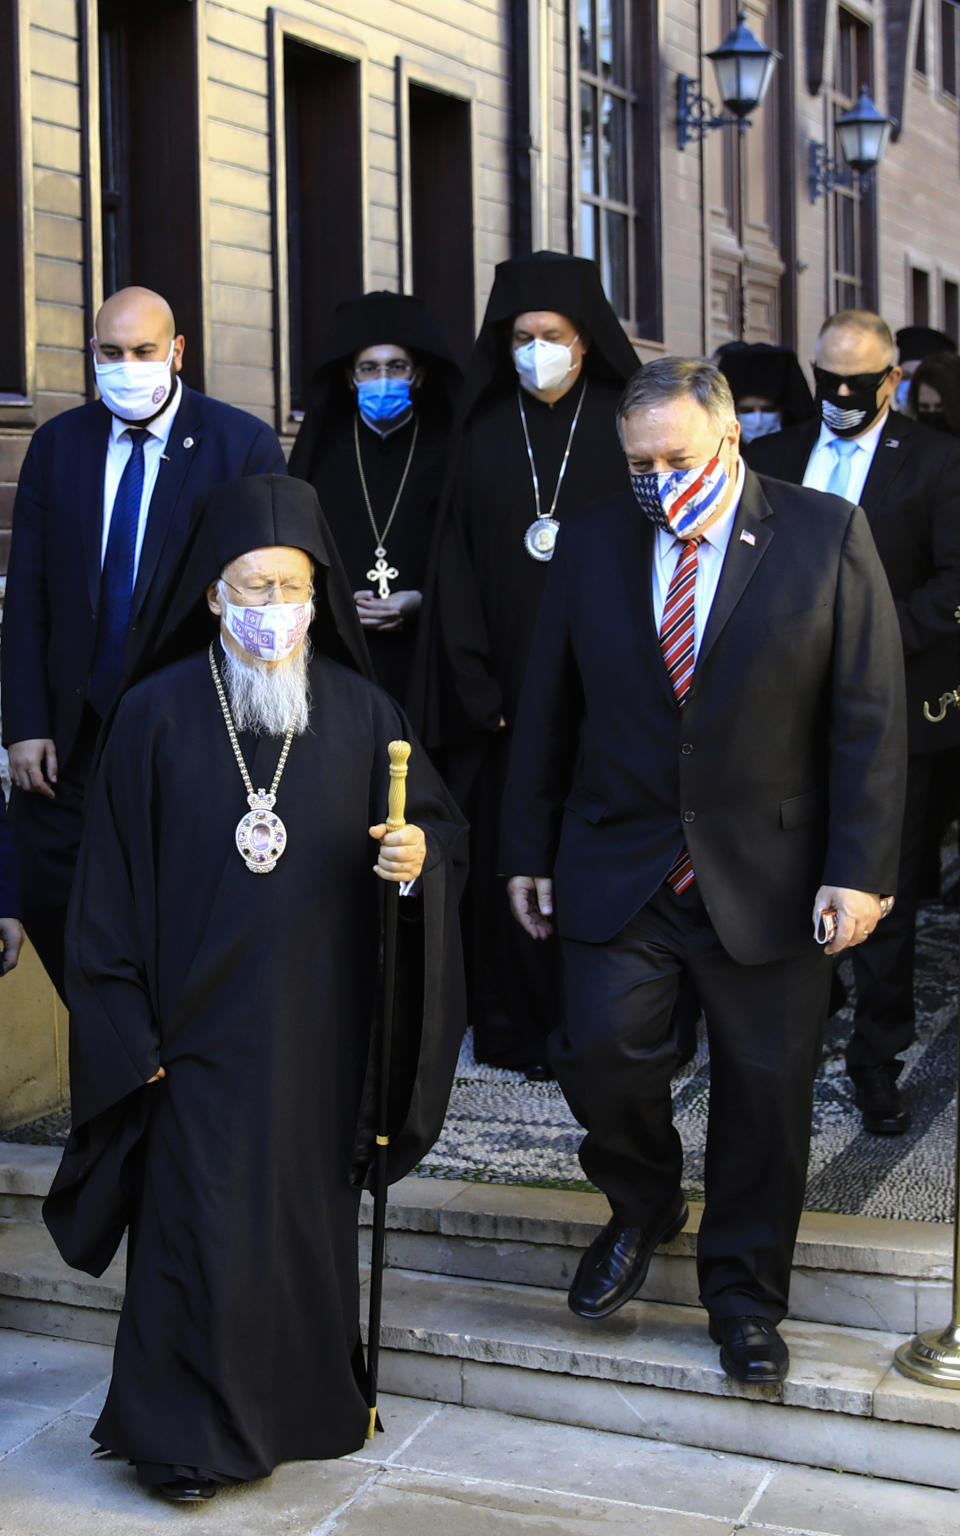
[651,457,745,659]
[801,409,889,504]
[100,379,184,572]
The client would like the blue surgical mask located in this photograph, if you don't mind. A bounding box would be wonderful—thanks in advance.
[895,379,911,411]
[737,409,782,444]
[356,377,413,426]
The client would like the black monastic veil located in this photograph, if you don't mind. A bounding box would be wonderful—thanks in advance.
[43,475,467,1486]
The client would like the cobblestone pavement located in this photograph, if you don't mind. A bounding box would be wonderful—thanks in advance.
[0,1329,956,1536]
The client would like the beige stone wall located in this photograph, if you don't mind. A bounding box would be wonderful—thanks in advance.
[0,940,68,1132]
[197,0,515,432]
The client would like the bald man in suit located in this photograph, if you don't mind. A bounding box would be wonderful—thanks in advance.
[746,309,960,1137]
[1,286,287,997]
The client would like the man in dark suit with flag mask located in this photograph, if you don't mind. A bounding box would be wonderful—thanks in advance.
[1,285,286,998]
[502,358,906,1384]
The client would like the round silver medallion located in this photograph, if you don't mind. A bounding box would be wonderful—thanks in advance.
[236,807,288,873]
[524,517,560,561]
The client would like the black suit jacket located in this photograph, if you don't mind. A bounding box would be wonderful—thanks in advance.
[500,470,906,964]
[1,385,287,763]
[745,412,960,752]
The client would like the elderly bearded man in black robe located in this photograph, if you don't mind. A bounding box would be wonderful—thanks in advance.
[43,475,467,1503]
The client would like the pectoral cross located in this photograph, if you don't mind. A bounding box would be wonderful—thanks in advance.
[367,547,399,599]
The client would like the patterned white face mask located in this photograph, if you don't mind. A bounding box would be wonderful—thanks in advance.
[221,598,310,662]
[630,439,729,536]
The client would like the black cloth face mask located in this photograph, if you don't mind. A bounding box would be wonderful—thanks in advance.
[814,365,891,438]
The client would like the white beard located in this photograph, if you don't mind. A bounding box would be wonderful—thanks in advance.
[221,637,312,737]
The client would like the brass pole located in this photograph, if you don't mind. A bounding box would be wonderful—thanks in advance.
[893,914,960,1386]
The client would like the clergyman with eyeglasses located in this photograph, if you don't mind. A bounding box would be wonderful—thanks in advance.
[288,292,462,710]
[42,474,467,1503]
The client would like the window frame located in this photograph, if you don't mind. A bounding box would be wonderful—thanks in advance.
[828,8,878,314]
[268,9,369,432]
[0,0,36,426]
[569,0,662,340]
[396,55,479,354]
[940,0,960,98]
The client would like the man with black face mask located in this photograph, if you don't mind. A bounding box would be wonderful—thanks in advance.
[746,310,960,1137]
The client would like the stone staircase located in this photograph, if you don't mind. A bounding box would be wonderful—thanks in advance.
[1,1142,958,1489]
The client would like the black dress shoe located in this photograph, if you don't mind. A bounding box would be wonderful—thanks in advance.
[850,1063,911,1135]
[568,1195,688,1320]
[154,1477,219,1502]
[710,1316,789,1383]
[524,1062,556,1082]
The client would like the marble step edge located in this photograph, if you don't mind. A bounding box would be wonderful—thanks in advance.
[1,1215,957,1440]
[0,1210,947,1340]
[361,1176,953,1281]
[369,1267,960,1438]
[1,1144,953,1280]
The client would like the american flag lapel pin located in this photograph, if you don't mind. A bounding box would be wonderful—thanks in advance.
[885,438,899,447]
[740,529,756,546]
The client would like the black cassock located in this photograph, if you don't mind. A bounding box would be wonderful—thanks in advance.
[289,290,461,714]
[306,414,448,707]
[44,648,466,1485]
[415,253,640,1072]
[446,382,630,1067]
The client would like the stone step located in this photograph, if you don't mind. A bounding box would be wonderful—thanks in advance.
[358,1175,953,1337]
[0,1210,952,1486]
[3,1216,955,1489]
[373,1268,960,1491]
[1,1143,954,1335]
[0,1144,61,1223]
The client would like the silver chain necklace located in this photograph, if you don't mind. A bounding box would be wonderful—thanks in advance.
[354,412,420,598]
[209,643,295,874]
[518,380,587,561]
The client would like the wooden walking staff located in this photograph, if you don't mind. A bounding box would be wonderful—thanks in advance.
[366,739,411,1437]
[894,693,960,1387]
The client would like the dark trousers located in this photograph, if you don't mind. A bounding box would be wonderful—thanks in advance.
[554,884,831,1324]
[848,753,931,1072]
[8,712,99,1001]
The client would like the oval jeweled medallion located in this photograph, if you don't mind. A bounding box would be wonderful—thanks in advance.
[524,517,560,562]
[236,791,288,874]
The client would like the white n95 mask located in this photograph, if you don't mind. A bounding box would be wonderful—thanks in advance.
[514,336,579,393]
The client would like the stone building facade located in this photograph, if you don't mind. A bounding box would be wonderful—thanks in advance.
[1,0,959,1120]
[3,0,960,568]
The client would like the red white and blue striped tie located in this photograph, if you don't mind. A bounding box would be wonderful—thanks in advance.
[659,536,701,893]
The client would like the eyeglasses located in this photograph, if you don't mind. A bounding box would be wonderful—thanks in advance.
[222,579,313,605]
[813,365,892,393]
[353,360,415,380]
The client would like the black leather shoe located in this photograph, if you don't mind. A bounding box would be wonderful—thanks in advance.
[850,1063,911,1135]
[709,1316,789,1383]
[568,1195,688,1320]
[154,1478,219,1502]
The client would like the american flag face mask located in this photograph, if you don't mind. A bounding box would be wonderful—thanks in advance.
[630,438,729,536]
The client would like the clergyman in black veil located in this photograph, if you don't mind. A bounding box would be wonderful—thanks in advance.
[288,291,461,711]
[43,474,467,1503]
[416,251,639,1076]
[715,342,815,444]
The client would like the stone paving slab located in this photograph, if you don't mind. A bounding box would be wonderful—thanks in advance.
[2,1331,959,1535]
[0,1328,111,1412]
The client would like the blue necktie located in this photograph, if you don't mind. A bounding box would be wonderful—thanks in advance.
[89,428,148,715]
[825,438,858,499]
